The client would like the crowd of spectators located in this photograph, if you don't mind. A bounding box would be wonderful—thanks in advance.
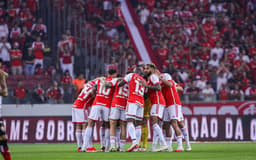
[135,0,256,101]
[80,0,256,102]
[0,0,83,104]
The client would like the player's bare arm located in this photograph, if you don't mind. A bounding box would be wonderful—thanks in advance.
[139,80,161,91]
[0,70,8,97]
[159,77,173,87]
[176,86,184,92]
[104,78,122,88]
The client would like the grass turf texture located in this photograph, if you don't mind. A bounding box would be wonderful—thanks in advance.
[8,143,256,160]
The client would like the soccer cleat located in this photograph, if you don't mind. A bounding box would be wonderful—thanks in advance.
[117,147,120,152]
[77,147,82,152]
[101,146,105,152]
[155,145,168,152]
[86,147,97,152]
[185,145,192,151]
[126,144,139,152]
[175,146,184,152]
[167,146,173,152]
[151,147,157,152]
[151,144,157,152]
[109,146,117,152]
[91,146,97,152]
[138,148,147,152]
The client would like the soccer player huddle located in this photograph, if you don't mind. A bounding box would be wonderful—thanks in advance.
[72,63,191,152]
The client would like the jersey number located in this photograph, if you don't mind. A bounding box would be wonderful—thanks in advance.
[134,80,145,96]
[118,84,128,97]
[99,84,111,95]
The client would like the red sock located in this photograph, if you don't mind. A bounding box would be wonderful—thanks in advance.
[1,146,12,160]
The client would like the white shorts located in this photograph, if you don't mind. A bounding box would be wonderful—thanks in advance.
[88,105,110,122]
[125,103,144,120]
[163,105,184,122]
[72,108,88,123]
[150,104,165,119]
[109,107,126,121]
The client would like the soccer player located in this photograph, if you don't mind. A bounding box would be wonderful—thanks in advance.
[82,69,117,152]
[118,67,145,152]
[141,64,168,152]
[104,73,130,152]
[0,59,12,160]
[158,71,191,151]
[139,97,150,151]
[72,79,97,152]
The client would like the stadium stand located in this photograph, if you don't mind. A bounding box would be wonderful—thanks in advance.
[1,0,256,104]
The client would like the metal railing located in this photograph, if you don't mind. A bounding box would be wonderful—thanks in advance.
[40,0,123,79]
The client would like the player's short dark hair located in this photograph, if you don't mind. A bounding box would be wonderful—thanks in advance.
[134,67,143,75]
[108,69,117,75]
[126,71,133,75]
[0,58,3,63]
[146,63,157,69]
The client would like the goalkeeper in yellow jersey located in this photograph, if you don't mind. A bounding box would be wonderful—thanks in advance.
[139,97,151,151]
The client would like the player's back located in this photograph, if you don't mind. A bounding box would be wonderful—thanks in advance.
[72,80,96,109]
[111,79,129,109]
[160,73,181,106]
[124,73,145,107]
[147,73,166,105]
[93,77,115,108]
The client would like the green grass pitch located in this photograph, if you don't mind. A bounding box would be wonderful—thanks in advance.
[8,143,256,160]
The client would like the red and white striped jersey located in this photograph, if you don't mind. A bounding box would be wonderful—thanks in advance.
[160,73,181,106]
[147,74,166,106]
[110,78,128,110]
[72,80,96,110]
[92,77,115,108]
[123,73,145,107]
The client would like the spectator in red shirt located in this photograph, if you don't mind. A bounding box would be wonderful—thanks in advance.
[47,81,64,104]
[21,8,34,29]
[7,3,18,19]
[60,42,74,78]
[31,23,46,40]
[34,63,43,75]
[245,84,256,100]
[10,42,23,75]
[10,23,21,45]
[66,29,77,56]
[229,85,244,101]
[14,81,26,104]
[156,42,169,63]
[61,70,73,103]
[32,83,45,103]
[184,81,201,101]
[32,18,47,34]
[61,70,73,86]
[27,0,39,14]
[32,36,45,69]
[109,34,121,51]
[218,84,229,101]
